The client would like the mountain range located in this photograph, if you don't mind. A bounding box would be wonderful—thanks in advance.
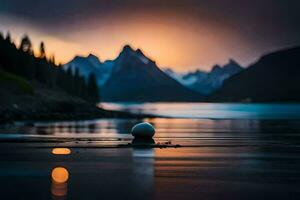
[209,46,300,102]
[64,45,203,102]
[64,44,300,102]
[64,54,113,86]
[164,59,243,94]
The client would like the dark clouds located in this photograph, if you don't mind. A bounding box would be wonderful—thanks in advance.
[1,1,299,24]
[1,0,300,38]
[1,0,300,69]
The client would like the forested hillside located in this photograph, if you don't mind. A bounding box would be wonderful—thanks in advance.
[0,32,100,103]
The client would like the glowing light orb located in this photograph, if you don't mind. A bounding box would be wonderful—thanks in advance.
[51,167,69,183]
[52,148,71,155]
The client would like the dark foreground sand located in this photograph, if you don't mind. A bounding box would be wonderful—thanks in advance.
[0,142,300,200]
[1,118,300,200]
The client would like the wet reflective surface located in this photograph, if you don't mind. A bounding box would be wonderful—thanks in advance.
[1,103,300,199]
[102,102,300,119]
[1,118,300,148]
[51,167,69,199]
[0,145,300,199]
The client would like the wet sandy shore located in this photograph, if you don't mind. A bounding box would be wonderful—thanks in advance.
[0,143,300,200]
[1,118,300,199]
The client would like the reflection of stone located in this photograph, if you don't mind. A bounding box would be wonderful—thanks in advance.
[131,122,155,138]
[132,148,154,198]
[132,138,155,146]
[51,167,69,199]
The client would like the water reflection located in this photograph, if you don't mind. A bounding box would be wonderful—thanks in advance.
[0,137,299,199]
[102,102,300,119]
[132,138,155,145]
[132,148,155,198]
[51,167,69,199]
[2,117,300,148]
[51,148,71,199]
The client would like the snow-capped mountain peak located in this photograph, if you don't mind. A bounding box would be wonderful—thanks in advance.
[164,59,243,94]
[164,68,200,86]
[63,45,242,101]
[101,45,202,101]
[63,53,113,86]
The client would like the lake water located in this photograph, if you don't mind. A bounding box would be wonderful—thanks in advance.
[101,102,300,119]
[1,103,300,199]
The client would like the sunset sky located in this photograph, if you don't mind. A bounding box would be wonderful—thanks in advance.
[0,0,300,72]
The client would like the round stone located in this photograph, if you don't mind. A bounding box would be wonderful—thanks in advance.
[131,122,155,138]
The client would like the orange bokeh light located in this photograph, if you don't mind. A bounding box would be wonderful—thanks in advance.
[51,167,69,183]
[52,148,71,155]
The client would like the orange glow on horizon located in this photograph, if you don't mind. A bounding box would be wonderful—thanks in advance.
[1,11,257,72]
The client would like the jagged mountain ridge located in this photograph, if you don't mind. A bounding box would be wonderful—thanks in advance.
[164,59,243,94]
[64,54,113,86]
[64,45,203,102]
[209,46,300,102]
[101,45,203,101]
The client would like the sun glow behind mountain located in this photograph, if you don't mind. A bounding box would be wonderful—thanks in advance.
[0,12,252,72]
[1,0,300,72]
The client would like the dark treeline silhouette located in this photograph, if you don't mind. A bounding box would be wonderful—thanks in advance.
[0,32,100,103]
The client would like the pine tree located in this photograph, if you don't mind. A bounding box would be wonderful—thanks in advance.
[5,32,11,43]
[74,67,81,96]
[0,33,18,73]
[18,35,35,79]
[39,42,46,58]
[0,31,102,103]
[87,73,100,103]
[19,35,33,54]
[49,54,56,64]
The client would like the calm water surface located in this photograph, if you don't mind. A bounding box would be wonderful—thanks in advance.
[1,103,300,199]
[102,102,300,119]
